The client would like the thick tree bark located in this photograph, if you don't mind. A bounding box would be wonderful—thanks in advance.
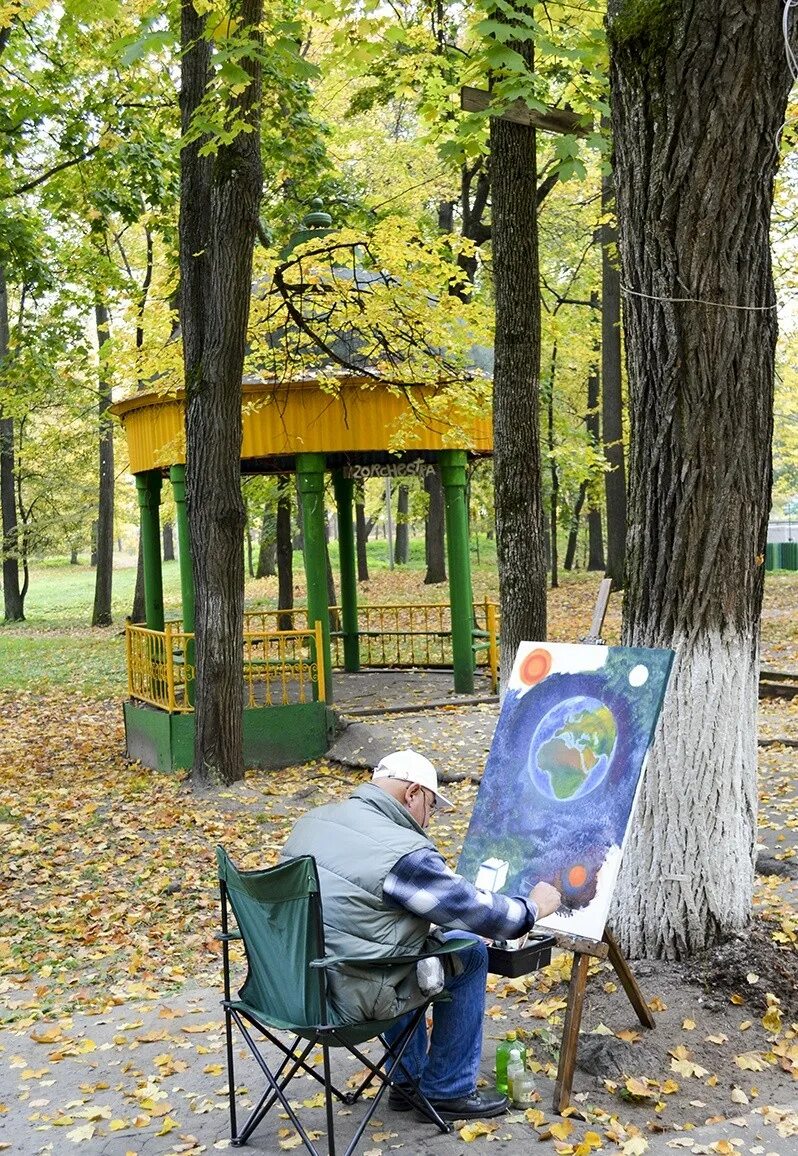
[424,467,446,584]
[609,0,795,958]
[491,20,546,680]
[0,265,23,621]
[602,166,626,588]
[91,301,114,626]
[276,474,293,629]
[394,483,409,564]
[180,0,263,786]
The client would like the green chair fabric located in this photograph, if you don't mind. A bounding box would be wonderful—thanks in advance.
[217,849,327,1031]
[216,845,472,1155]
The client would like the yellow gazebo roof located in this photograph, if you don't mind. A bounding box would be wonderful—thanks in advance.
[111,377,493,475]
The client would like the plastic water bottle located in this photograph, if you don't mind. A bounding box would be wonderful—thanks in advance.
[495,1031,526,1094]
[510,1067,537,1108]
[506,1058,524,1102]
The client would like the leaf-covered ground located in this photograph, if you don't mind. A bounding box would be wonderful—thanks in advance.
[0,572,796,1153]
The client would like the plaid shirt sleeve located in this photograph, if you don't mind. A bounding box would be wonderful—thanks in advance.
[383,847,538,940]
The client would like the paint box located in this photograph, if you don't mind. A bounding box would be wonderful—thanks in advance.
[487,934,556,978]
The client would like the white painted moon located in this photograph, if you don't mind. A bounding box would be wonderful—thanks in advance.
[628,664,649,687]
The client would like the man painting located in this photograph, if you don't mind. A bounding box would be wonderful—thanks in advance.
[282,748,561,1120]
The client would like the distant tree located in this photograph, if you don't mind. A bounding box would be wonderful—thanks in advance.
[394,483,410,565]
[91,301,114,626]
[424,469,447,584]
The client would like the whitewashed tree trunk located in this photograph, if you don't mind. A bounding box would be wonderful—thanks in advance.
[612,630,758,958]
[608,0,796,956]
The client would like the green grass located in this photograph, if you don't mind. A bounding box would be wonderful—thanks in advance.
[8,559,184,628]
[0,631,125,696]
[0,559,184,696]
[3,541,793,700]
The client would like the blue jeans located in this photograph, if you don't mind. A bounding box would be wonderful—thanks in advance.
[384,932,489,1100]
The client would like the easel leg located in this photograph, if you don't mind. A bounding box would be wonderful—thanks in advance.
[553,952,589,1114]
[603,927,655,1030]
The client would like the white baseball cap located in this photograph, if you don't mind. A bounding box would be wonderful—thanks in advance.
[372,749,454,810]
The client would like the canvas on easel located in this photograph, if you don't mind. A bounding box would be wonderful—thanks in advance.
[458,641,674,943]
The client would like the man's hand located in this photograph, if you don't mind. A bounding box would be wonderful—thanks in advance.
[529,881,561,919]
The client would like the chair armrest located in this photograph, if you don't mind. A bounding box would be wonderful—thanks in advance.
[310,937,475,970]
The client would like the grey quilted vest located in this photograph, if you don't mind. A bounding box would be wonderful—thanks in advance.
[282,783,436,1024]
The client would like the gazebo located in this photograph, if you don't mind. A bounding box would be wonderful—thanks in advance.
[112,376,495,772]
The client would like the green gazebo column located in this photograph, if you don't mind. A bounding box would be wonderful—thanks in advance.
[439,450,475,694]
[332,469,360,672]
[296,452,333,701]
[170,464,195,705]
[136,470,165,631]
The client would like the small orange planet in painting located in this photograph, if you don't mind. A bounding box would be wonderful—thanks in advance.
[567,864,587,889]
[518,647,552,686]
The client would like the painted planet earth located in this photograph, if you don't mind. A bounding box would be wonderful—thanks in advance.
[527,695,618,801]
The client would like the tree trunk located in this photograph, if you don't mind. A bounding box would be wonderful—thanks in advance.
[256,500,276,577]
[276,474,293,630]
[602,163,626,588]
[394,482,409,564]
[355,480,370,582]
[91,301,114,626]
[563,481,587,571]
[326,539,340,632]
[70,546,78,565]
[547,343,558,589]
[180,0,263,787]
[424,467,447,584]
[245,516,255,578]
[608,0,794,958]
[490,17,546,681]
[163,521,175,562]
[0,265,24,621]
[132,527,145,622]
[585,321,605,571]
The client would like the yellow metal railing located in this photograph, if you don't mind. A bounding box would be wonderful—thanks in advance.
[127,600,499,709]
[126,621,326,711]
[244,599,500,692]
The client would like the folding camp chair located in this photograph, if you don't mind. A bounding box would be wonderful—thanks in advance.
[216,846,474,1155]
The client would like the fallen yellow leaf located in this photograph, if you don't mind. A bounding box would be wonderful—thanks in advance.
[762,1006,782,1033]
[459,1120,498,1141]
[621,1138,648,1156]
[155,1115,179,1136]
[624,1077,654,1100]
[30,1026,64,1044]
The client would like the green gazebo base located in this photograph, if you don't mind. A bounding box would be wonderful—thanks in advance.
[123,700,338,773]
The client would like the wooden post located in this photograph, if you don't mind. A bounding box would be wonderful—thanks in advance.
[553,952,590,1113]
[603,927,655,1029]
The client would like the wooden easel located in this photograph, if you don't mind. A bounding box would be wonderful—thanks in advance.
[550,579,655,1113]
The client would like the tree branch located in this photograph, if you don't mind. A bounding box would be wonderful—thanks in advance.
[1,144,101,200]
